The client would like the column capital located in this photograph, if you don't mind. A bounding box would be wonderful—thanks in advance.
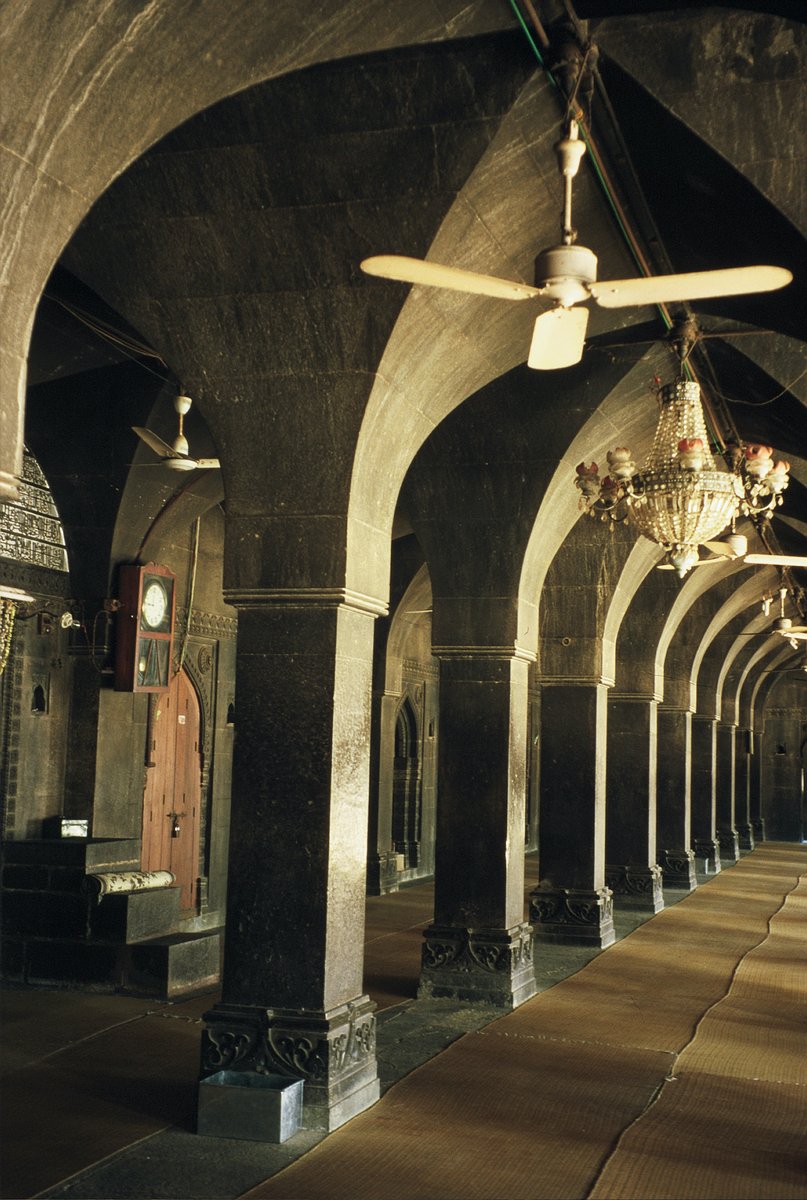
[432,643,536,663]
[539,673,614,687]
[223,586,388,617]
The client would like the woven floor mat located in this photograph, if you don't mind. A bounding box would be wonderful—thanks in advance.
[585,865,807,1199]
[244,845,807,1200]
[587,1071,807,1199]
[247,1031,674,1200]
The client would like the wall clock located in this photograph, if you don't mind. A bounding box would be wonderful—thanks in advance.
[114,563,176,692]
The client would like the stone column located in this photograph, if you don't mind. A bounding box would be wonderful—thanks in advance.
[716,721,740,863]
[605,696,663,912]
[366,690,401,895]
[749,726,765,841]
[734,727,754,850]
[199,596,381,1133]
[531,682,614,948]
[418,650,536,1009]
[690,715,720,873]
[656,707,697,890]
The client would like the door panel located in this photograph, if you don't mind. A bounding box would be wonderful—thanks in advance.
[141,670,202,910]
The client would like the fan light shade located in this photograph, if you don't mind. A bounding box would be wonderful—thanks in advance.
[528,307,589,369]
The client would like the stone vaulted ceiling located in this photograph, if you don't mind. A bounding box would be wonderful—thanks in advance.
[3,1,806,646]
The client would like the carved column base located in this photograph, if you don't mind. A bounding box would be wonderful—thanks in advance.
[605,863,664,912]
[718,827,741,863]
[737,822,755,851]
[530,887,615,948]
[751,817,766,842]
[692,838,721,874]
[199,996,380,1134]
[659,848,698,891]
[418,922,536,1009]
[365,851,400,896]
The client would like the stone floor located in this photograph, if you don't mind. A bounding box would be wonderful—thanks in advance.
[1,860,721,1200]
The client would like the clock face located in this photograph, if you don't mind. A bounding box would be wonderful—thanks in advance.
[141,579,169,630]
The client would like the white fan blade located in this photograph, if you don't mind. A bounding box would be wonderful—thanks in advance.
[132,426,180,458]
[745,553,807,567]
[360,255,543,301]
[589,265,792,309]
[528,306,589,369]
[194,458,221,470]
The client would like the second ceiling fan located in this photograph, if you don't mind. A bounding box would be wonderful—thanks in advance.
[133,393,220,472]
[360,122,792,370]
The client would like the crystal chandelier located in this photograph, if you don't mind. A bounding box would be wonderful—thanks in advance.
[574,377,790,576]
[0,584,34,676]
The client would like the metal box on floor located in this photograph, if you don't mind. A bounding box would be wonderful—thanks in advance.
[197,1071,304,1142]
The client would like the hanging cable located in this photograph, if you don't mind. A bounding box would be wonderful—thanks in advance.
[175,516,200,676]
[508,0,745,450]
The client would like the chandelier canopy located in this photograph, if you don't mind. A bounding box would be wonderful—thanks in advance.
[575,379,790,577]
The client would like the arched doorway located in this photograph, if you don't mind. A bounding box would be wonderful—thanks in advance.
[141,669,202,910]
[392,697,422,870]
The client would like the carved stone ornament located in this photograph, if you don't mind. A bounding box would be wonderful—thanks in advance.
[421,923,533,976]
[659,848,695,874]
[529,886,616,947]
[200,998,376,1084]
[605,863,663,898]
[693,838,722,873]
[530,886,614,927]
[197,644,213,675]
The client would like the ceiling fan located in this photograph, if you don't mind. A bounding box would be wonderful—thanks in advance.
[657,532,807,574]
[132,394,220,471]
[360,122,792,370]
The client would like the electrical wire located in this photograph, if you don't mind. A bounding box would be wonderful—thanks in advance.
[507,0,746,450]
[43,293,170,383]
[175,516,200,676]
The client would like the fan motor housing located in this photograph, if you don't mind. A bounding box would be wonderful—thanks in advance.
[535,244,597,305]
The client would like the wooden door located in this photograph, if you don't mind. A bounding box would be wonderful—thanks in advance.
[141,669,202,910]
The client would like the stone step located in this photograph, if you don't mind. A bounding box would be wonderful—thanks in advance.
[2,838,141,872]
[89,886,181,943]
[2,935,122,988]
[1,889,92,940]
[123,929,222,999]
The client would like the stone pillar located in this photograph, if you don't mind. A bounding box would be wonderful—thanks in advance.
[749,727,765,841]
[531,683,614,948]
[734,727,754,850]
[605,696,663,912]
[366,690,401,895]
[656,707,697,890]
[418,650,536,1009]
[716,721,739,863]
[63,647,106,827]
[690,715,720,873]
[199,597,380,1134]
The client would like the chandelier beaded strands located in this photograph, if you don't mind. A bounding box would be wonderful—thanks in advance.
[0,585,34,676]
[574,330,792,577]
[622,378,740,576]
